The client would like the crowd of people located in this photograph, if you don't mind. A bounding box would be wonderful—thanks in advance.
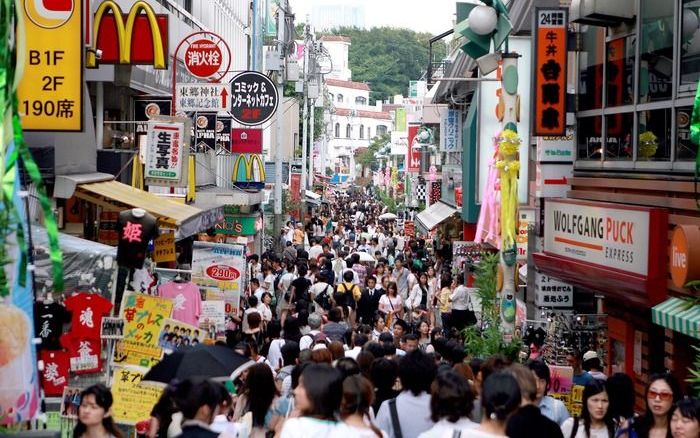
[71,189,700,438]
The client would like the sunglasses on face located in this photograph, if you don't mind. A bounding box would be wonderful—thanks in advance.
[647,390,674,401]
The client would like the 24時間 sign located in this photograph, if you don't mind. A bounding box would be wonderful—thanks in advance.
[145,120,185,184]
[533,8,568,136]
[230,71,279,126]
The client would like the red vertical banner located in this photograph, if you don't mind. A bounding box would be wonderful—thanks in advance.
[290,172,301,220]
[533,8,568,136]
[407,124,421,173]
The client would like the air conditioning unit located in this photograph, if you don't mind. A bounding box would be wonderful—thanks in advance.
[570,0,635,26]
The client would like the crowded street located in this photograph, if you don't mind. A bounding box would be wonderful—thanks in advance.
[2,0,700,437]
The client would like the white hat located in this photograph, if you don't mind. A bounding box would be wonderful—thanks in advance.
[583,350,598,362]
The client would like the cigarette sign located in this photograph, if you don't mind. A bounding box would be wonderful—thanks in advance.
[19,0,83,131]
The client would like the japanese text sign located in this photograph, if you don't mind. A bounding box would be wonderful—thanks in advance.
[153,232,176,263]
[145,117,190,187]
[117,292,172,367]
[176,83,232,112]
[192,242,247,291]
[111,366,164,425]
[19,0,82,131]
[407,124,421,173]
[230,71,279,126]
[185,39,223,79]
[533,8,568,136]
[231,128,263,154]
[440,109,462,152]
[534,272,573,308]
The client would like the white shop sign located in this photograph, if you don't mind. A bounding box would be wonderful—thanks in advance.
[544,200,650,276]
[536,129,575,162]
[536,163,573,198]
[440,108,461,152]
[534,272,573,308]
[176,83,232,112]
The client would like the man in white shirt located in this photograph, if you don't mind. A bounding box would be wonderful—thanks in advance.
[345,333,368,360]
[308,238,324,261]
[299,313,323,350]
[393,259,410,301]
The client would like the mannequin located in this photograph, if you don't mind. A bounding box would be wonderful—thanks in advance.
[132,208,146,218]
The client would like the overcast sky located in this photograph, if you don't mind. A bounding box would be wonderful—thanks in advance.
[288,0,456,35]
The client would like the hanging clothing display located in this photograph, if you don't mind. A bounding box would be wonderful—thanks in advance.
[158,280,202,326]
[116,209,158,269]
[34,301,70,350]
[39,350,70,396]
[63,292,113,339]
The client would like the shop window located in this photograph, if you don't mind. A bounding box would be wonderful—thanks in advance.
[676,106,697,160]
[577,116,603,160]
[605,113,634,160]
[681,1,700,92]
[606,36,635,107]
[376,125,388,136]
[638,108,671,161]
[639,0,673,102]
[355,96,367,105]
[578,25,606,111]
[346,124,351,138]
[367,127,371,139]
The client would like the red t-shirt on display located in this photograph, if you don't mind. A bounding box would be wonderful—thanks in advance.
[60,334,102,375]
[64,293,113,339]
[40,350,70,396]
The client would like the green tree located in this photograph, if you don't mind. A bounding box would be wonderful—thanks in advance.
[356,133,390,169]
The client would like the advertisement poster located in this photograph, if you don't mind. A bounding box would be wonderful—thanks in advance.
[194,113,217,152]
[192,242,246,292]
[157,318,208,350]
[111,366,164,425]
[116,292,173,367]
[548,365,575,413]
[200,301,226,339]
[145,117,190,187]
[59,386,83,419]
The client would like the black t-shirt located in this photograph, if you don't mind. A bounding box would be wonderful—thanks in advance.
[506,405,564,438]
[116,210,158,269]
[34,302,70,350]
[290,277,311,303]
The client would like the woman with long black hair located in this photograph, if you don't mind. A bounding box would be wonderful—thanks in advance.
[334,375,386,437]
[560,380,615,438]
[233,363,281,434]
[73,384,123,438]
[620,373,683,438]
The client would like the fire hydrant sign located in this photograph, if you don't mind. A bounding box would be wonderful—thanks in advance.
[145,118,189,187]
[185,39,223,78]
[176,83,232,112]
[18,0,83,131]
[230,71,279,126]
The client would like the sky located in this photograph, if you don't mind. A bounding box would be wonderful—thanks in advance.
[288,0,456,35]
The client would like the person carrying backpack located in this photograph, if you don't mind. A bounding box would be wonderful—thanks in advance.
[335,270,361,325]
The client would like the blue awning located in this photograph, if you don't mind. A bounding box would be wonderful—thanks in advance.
[330,174,350,184]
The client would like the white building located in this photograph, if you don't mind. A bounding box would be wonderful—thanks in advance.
[311,3,365,31]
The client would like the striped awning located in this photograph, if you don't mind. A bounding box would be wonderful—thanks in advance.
[652,297,700,339]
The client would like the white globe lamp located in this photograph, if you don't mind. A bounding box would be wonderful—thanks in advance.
[468,5,498,36]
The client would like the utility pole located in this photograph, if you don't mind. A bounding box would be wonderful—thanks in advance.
[309,75,315,189]
[273,0,286,244]
[301,19,310,197]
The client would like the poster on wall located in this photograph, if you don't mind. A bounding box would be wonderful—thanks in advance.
[110,366,164,425]
[192,242,247,317]
[157,318,209,350]
[145,116,191,187]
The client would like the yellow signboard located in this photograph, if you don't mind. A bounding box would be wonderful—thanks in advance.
[111,366,164,425]
[117,292,172,367]
[153,232,177,263]
[18,0,82,131]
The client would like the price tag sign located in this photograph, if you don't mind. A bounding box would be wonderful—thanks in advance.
[153,232,176,263]
[18,0,82,131]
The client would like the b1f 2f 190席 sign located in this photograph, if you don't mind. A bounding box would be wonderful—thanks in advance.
[230,71,279,126]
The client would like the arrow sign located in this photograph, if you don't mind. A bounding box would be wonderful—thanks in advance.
[221,87,229,109]
[544,177,568,185]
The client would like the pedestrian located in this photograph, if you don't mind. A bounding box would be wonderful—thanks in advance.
[450,276,473,331]
[460,371,522,437]
[506,363,564,438]
[670,398,700,438]
[232,363,281,434]
[606,373,635,428]
[621,372,683,438]
[567,350,595,387]
[375,349,437,438]
[73,384,123,438]
[407,272,430,323]
[333,375,385,438]
[176,379,230,438]
[582,351,607,381]
[418,370,477,438]
[378,281,404,324]
[560,380,615,438]
[358,275,384,326]
[435,272,452,331]
[370,358,399,415]
[279,364,343,438]
[527,360,571,426]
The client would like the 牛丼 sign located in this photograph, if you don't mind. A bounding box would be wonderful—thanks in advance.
[19,0,82,131]
[176,83,232,113]
[544,199,657,276]
[230,71,279,126]
[534,272,573,308]
[533,8,568,136]
[145,117,190,187]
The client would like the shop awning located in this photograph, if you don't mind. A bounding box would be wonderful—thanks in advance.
[74,180,222,240]
[305,190,321,205]
[652,297,700,339]
[416,201,457,231]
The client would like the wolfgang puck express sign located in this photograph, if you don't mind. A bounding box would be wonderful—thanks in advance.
[544,199,667,277]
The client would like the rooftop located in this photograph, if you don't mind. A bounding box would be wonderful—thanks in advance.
[320,35,351,43]
[326,78,371,91]
[334,108,392,120]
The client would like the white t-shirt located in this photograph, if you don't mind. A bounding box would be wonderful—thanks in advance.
[418,418,478,438]
[254,287,266,302]
[330,422,388,438]
[560,418,610,438]
[280,417,339,438]
[264,273,276,290]
[267,339,285,370]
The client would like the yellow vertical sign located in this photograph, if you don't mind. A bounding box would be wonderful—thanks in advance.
[18,0,82,131]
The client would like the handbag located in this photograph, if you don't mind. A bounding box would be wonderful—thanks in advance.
[464,290,477,326]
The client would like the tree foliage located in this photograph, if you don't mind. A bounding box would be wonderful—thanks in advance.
[356,133,390,168]
[321,27,446,103]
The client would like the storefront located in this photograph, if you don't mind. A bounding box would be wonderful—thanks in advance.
[210,205,264,254]
[533,198,674,400]
[415,201,462,239]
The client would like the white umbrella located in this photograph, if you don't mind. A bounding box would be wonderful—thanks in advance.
[347,252,376,263]
[379,213,397,220]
